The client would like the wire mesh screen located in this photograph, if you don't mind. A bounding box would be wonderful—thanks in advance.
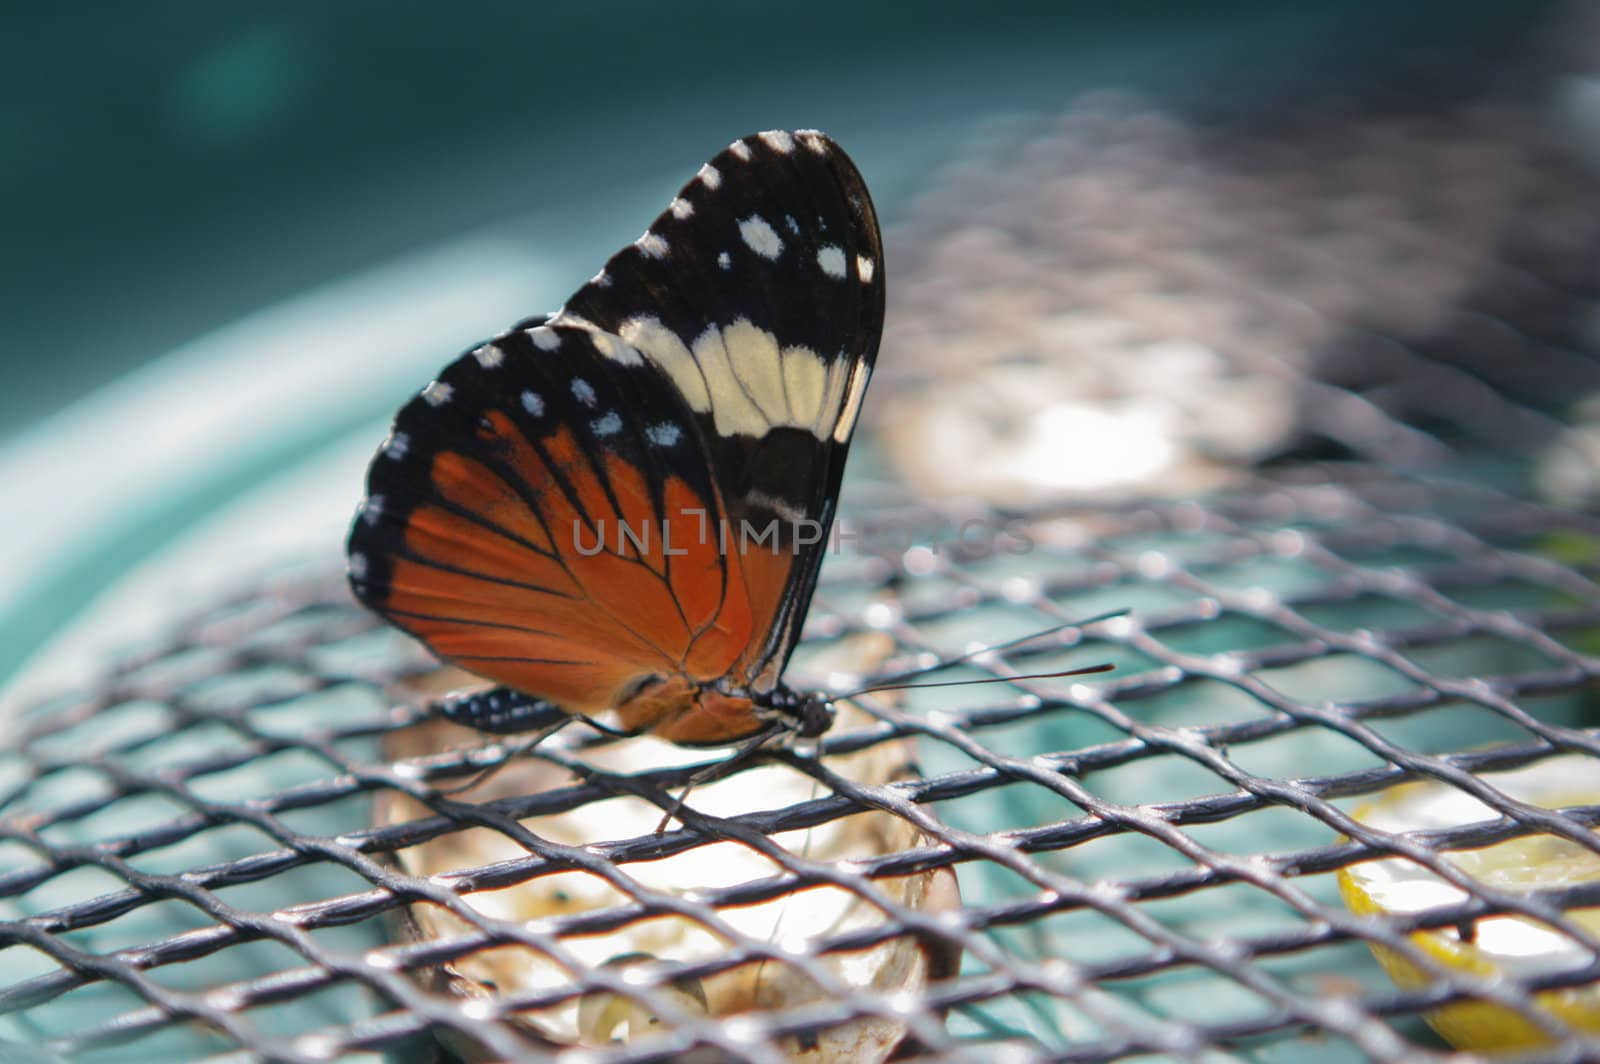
[5,25,1600,1064]
[4,469,1600,1062]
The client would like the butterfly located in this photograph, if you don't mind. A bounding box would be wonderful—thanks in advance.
[347,130,882,749]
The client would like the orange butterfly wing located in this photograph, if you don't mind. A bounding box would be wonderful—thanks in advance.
[352,322,758,720]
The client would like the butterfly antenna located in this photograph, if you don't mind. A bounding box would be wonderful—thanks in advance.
[836,608,1129,699]
[858,662,1114,694]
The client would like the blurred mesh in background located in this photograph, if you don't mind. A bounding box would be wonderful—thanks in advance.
[2,3,1600,1062]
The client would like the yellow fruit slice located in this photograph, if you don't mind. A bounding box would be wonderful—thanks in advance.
[1338,753,1600,1051]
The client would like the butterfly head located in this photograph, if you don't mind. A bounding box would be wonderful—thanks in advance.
[759,685,835,740]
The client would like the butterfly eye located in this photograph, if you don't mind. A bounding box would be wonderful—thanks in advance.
[797,696,833,738]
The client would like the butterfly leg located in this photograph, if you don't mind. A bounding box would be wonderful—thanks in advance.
[431,712,575,796]
[427,687,575,796]
[653,723,787,833]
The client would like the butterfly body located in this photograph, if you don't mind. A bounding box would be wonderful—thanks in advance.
[430,674,832,746]
[348,130,881,746]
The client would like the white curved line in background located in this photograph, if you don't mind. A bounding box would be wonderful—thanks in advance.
[0,234,557,698]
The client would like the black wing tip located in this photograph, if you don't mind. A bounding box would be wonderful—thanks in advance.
[685,129,879,232]
[720,128,885,316]
[602,126,884,319]
[719,128,875,205]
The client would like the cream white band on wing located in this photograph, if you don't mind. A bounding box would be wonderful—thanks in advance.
[608,313,865,442]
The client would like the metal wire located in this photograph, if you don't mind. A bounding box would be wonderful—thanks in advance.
[3,457,1600,1061]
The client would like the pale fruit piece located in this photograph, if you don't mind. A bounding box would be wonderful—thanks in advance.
[1338,753,1600,1050]
[377,637,961,1061]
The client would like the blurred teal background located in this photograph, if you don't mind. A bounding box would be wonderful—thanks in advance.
[0,0,1561,694]
[0,6,1589,1059]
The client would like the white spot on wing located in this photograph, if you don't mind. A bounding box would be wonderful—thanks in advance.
[832,360,872,443]
[591,270,612,288]
[717,251,731,270]
[530,326,561,351]
[521,391,544,416]
[572,378,597,407]
[473,344,504,368]
[746,490,807,524]
[588,330,643,366]
[646,422,681,447]
[618,315,710,413]
[592,411,622,437]
[782,346,828,429]
[818,354,854,436]
[692,325,769,437]
[349,552,368,579]
[362,495,385,526]
[739,215,783,259]
[723,318,789,423]
[759,130,795,153]
[796,129,828,154]
[817,245,846,279]
[670,197,694,220]
[383,431,410,460]
[729,139,753,161]
[856,254,876,284]
[697,163,721,189]
[421,381,453,406]
[635,231,669,259]
[785,214,800,235]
